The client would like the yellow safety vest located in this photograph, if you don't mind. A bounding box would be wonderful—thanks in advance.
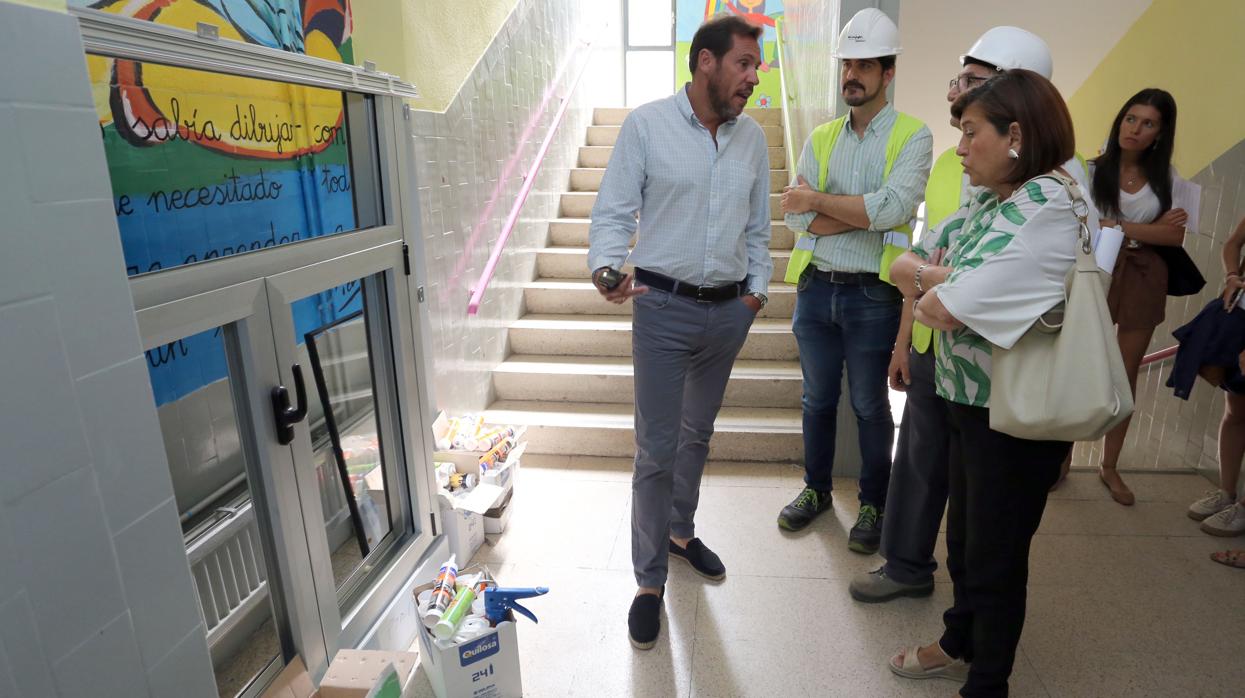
[784,112,927,287]
[910,147,1089,354]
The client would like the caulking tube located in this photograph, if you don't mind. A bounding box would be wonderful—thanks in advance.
[434,573,484,640]
[422,555,458,624]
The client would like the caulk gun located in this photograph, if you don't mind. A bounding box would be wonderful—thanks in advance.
[483,587,549,625]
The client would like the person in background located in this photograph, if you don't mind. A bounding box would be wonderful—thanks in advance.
[888,70,1086,697]
[852,26,1058,604]
[588,14,772,651]
[776,8,932,555]
[1185,214,1245,536]
[1083,89,1186,505]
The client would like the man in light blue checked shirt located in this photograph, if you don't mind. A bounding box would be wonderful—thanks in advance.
[587,15,772,651]
[775,8,932,556]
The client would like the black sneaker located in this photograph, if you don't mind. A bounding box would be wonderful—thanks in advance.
[778,487,833,531]
[669,538,725,581]
[848,504,883,554]
[628,586,664,650]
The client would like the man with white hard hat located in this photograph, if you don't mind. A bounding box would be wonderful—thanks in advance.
[850,26,1084,607]
[777,7,932,556]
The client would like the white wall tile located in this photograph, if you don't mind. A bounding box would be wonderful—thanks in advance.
[0,593,56,698]
[112,500,203,669]
[42,199,143,379]
[144,626,217,698]
[78,357,176,533]
[51,613,148,698]
[0,2,94,109]
[15,105,113,205]
[411,0,623,415]
[0,648,16,698]
[6,467,126,660]
[0,104,47,308]
[0,297,90,506]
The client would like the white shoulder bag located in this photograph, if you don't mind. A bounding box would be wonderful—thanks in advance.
[988,175,1134,442]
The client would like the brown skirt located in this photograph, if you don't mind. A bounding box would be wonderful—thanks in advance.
[1107,245,1168,330]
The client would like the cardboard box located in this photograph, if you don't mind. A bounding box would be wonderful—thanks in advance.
[417,621,521,698]
[482,489,514,535]
[437,495,485,563]
[433,444,522,505]
[411,566,525,698]
[320,650,417,698]
[261,651,417,698]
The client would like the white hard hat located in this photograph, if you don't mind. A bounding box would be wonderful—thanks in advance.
[832,8,902,60]
[961,26,1053,79]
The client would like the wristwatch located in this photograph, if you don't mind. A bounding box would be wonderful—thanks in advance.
[747,291,769,309]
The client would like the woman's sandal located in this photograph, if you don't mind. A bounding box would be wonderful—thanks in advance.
[1210,550,1245,569]
[889,645,970,683]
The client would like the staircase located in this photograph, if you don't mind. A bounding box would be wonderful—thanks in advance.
[482,107,804,462]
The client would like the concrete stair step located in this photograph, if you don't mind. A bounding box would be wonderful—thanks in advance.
[569,167,789,194]
[560,191,783,219]
[508,314,798,360]
[481,400,803,460]
[536,247,792,281]
[586,123,783,147]
[522,279,795,318]
[547,218,794,250]
[493,355,802,408]
[579,145,786,169]
[593,106,783,127]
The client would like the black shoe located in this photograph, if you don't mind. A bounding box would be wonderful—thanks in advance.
[628,586,664,650]
[669,538,726,581]
[848,503,883,554]
[778,487,833,531]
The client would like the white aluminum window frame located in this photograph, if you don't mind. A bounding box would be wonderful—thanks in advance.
[75,5,444,689]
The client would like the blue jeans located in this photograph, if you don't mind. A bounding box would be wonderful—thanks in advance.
[792,275,901,506]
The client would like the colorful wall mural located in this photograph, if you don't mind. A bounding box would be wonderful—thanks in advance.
[75,0,363,406]
[675,0,784,109]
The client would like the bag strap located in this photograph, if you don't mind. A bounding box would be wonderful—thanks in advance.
[1046,171,1094,255]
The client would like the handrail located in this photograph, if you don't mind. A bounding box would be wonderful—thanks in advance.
[773,16,799,183]
[1141,345,1178,366]
[466,28,600,316]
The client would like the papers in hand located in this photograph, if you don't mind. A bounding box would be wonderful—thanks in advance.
[1094,225,1125,274]
[1173,177,1202,234]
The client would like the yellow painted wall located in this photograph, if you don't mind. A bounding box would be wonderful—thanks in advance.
[351,0,521,111]
[4,0,65,10]
[1066,0,1245,176]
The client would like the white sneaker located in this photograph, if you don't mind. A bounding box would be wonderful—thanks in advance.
[1188,490,1235,521]
[1200,503,1245,537]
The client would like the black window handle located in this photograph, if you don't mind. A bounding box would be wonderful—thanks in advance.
[271,363,308,445]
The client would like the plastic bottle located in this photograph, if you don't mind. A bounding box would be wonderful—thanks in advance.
[422,555,458,624]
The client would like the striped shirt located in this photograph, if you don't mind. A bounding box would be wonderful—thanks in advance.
[588,86,773,295]
[786,104,932,273]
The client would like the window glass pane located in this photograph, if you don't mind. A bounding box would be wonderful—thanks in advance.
[628,0,673,47]
[86,56,373,277]
[292,278,399,602]
[626,51,676,107]
[148,327,282,697]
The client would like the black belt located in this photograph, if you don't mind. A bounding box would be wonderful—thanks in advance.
[809,268,884,286]
[634,268,746,303]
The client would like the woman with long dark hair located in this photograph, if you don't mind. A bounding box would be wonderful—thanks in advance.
[1085,88,1187,505]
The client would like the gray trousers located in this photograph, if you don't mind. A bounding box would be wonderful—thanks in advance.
[631,289,754,588]
[879,347,951,585]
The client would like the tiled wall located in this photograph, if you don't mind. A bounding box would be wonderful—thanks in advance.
[0,4,216,697]
[782,0,840,157]
[410,0,623,414]
[1074,140,1245,477]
